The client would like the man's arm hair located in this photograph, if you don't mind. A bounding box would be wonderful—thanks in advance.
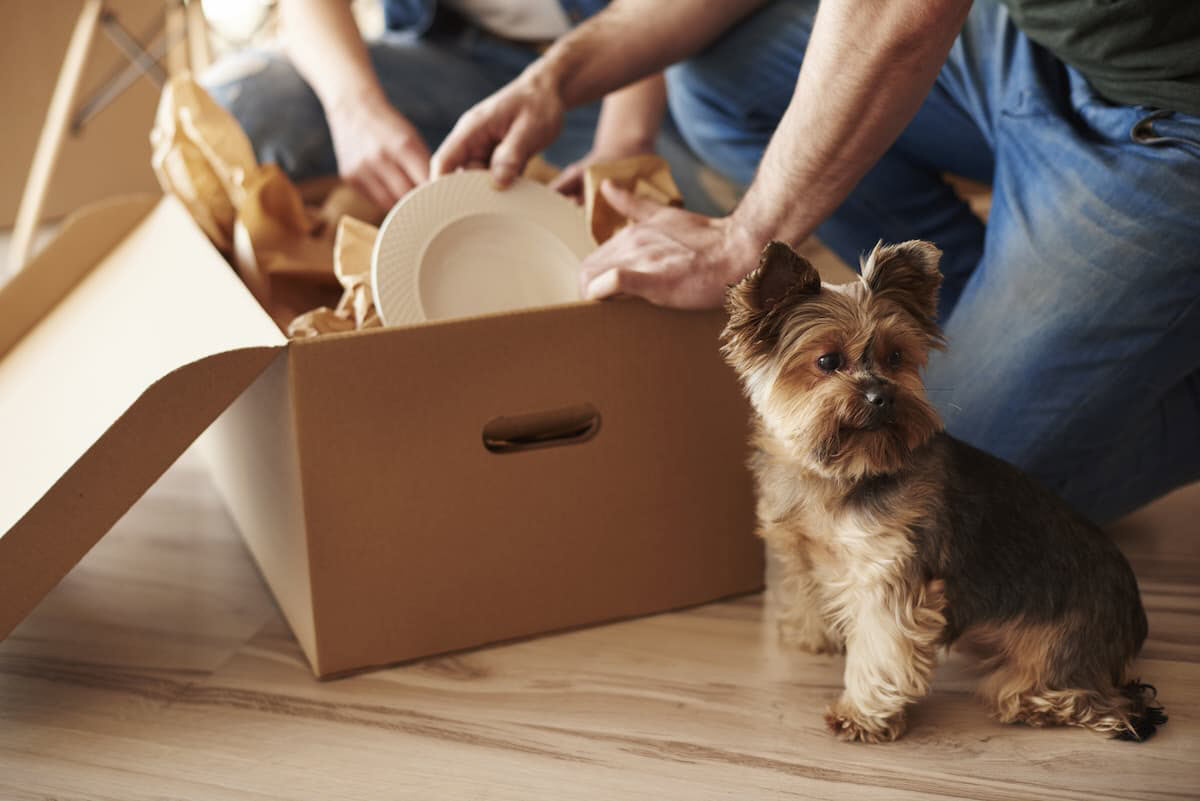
[279,0,385,114]
[539,0,769,107]
[733,0,972,250]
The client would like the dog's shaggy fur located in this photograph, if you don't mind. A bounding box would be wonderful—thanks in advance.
[721,240,1165,743]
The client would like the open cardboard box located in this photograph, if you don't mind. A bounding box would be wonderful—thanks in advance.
[0,194,763,678]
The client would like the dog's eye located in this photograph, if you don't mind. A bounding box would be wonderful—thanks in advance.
[888,349,903,368]
[817,353,842,373]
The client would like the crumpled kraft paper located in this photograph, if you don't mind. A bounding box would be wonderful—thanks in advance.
[522,154,561,185]
[282,155,682,335]
[151,73,382,330]
[150,74,258,253]
[152,74,685,336]
[287,216,382,338]
[583,155,683,245]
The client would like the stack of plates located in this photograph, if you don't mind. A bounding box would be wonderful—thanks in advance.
[371,171,595,326]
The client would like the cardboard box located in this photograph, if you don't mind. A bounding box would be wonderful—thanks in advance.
[0,194,764,677]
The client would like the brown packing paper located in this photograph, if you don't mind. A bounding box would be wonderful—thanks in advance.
[522,154,561,185]
[288,217,382,338]
[150,75,257,252]
[337,217,382,329]
[583,155,683,245]
[314,180,386,230]
[152,75,682,336]
[151,74,381,330]
[231,165,342,326]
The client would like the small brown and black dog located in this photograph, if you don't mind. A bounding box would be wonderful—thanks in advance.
[721,240,1165,743]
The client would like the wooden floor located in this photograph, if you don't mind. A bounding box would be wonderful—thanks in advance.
[1,448,1197,800]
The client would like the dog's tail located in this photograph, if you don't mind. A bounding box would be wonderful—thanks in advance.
[1111,680,1167,742]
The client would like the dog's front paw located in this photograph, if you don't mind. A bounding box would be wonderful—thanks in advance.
[823,700,906,743]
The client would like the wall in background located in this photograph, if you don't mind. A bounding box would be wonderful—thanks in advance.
[0,0,166,228]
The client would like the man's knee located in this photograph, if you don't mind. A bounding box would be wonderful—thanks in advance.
[665,0,817,186]
[202,51,334,180]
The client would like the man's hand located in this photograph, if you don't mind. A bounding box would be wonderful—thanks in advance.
[431,70,565,188]
[429,0,756,188]
[327,94,431,211]
[279,0,433,209]
[580,181,760,309]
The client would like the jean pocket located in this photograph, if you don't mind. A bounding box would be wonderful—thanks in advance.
[1127,109,1200,157]
[1070,68,1200,156]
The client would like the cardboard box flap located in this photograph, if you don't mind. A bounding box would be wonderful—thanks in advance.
[0,194,285,639]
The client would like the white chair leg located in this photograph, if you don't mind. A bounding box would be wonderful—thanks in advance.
[10,0,104,274]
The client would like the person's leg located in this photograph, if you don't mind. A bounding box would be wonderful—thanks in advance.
[925,22,1200,522]
[665,0,994,319]
[1057,372,1200,522]
[204,28,727,216]
[202,50,340,180]
[666,0,1200,520]
[202,30,550,182]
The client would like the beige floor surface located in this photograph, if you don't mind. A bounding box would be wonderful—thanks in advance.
[1,446,1197,801]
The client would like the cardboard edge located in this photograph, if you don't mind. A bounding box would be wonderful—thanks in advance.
[286,348,324,667]
[197,347,321,669]
[0,194,159,360]
[287,345,337,677]
[0,344,281,641]
[288,296,714,350]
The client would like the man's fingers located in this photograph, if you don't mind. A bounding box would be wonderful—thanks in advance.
[550,166,585,203]
[579,231,650,299]
[583,267,621,300]
[578,232,628,288]
[391,136,432,184]
[549,163,581,192]
[583,266,659,302]
[490,113,539,189]
[599,179,665,223]
[375,162,415,207]
[431,114,486,179]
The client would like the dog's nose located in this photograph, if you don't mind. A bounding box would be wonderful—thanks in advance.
[864,384,894,411]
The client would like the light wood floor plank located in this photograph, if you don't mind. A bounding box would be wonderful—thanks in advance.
[2,449,1197,800]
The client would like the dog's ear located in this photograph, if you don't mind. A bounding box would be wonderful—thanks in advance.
[861,240,943,332]
[722,241,821,359]
[728,240,821,315]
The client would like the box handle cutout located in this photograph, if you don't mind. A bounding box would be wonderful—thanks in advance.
[483,403,601,454]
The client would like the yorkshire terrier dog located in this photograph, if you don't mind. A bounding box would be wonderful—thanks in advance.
[721,240,1165,743]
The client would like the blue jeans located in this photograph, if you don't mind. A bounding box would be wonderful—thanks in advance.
[203,25,724,215]
[667,0,1200,523]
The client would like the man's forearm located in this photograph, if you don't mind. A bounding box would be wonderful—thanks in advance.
[592,74,667,154]
[734,0,971,250]
[280,0,384,113]
[537,0,767,107]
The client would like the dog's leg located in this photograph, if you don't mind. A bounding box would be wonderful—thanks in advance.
[972,620,1167,741]
[824,580,946,743]
[764,536,843,654]
[985,673,1164,739]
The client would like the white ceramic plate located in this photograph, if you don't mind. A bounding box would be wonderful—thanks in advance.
[371,172,595,326]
